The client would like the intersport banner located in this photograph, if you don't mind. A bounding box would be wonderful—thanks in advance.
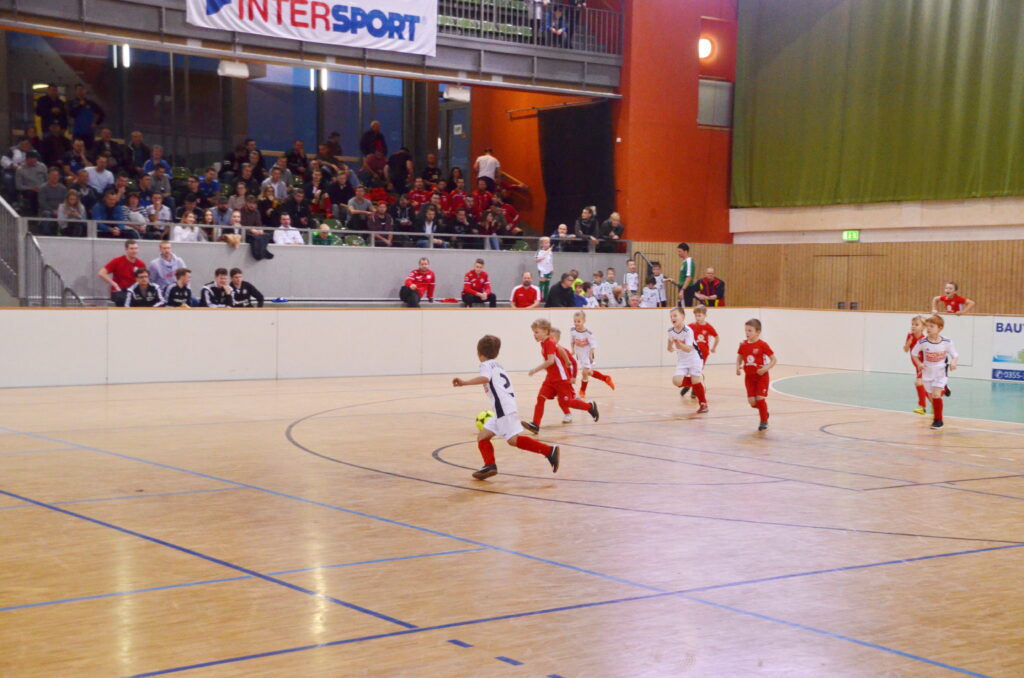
[187,0,437,57]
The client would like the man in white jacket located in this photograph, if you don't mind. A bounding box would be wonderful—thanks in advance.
[272,213,304,245]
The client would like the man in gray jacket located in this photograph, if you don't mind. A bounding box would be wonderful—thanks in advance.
[36,166,68,234]
[15,152,48,216]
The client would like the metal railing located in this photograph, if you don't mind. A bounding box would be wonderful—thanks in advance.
[438,1,623,55]
[22,234,85,307]
[19,218,634,254]
[0,196,20,297]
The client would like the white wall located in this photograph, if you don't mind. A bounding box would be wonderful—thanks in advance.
[0,308,1003,388]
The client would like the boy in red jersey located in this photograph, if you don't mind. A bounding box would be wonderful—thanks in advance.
[683,305,719,398]
[462,258,497,307]
[911,315,959,430]
[550,327,579,423]
[736,318,776,431]
[931,282,975,315]
[902,315,928,415]
[453,334,559,480]
[522,318,598,434]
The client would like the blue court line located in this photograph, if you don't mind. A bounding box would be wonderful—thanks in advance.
[0,548,486,614]
[120,540,1023,677]
[0,487,417,630]
[122,578,996,678]
[447,639,473,648]
[678,595,992,678]
[0,487,242,511]
[495,656,523,666]
[0,424,662,594]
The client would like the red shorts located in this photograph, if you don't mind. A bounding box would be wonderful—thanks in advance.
[539,380,576,405]
[744,372,770,398]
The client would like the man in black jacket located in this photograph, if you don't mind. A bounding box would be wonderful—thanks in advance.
[545,273,576,307]
[123,269,166,307]
[201,268,233,308]
[230,268,265,307]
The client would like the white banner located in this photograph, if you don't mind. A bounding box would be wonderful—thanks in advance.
[992,318,1024,381]
[187,0,437,57]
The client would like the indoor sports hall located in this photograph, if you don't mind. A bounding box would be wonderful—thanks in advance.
[2,1,1024,677]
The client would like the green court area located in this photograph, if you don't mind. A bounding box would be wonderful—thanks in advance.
[772,372,1024,425]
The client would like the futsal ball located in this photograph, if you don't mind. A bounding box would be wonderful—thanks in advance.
[475,410,495,431]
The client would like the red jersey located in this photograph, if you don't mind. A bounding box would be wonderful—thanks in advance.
[403,268,436,300]
[447,189,466,217]
[562,347,578,380]
[689,321,718,357]
[499,202,520,226]
[541,337,570,382]
[103,255,146,292]
[462,269,492,296]
[472,189,493,212]
[938,294,966,313]
[510,284,541,308]
[904,331,924,351]
[738,339,774,375]
[408,189,432,211]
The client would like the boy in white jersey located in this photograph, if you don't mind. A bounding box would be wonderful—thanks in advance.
[571,310,615,397]
[651,261,667,307]
[639,276,660,308]
[453,334,560,479]
[535,236,553,298]
[667,307,708,413]
[625,259,640,300]
[911,314,958,430]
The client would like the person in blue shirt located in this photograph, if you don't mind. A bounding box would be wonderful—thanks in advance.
[197,167,221,208]
[142,145,171,175]
[92,188,138,239]
[545,6,569,47]
[69,84,105,148]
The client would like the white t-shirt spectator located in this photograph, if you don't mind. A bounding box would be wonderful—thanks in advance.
[273,225,304,245]
[172,224,203,242]
[536,248,553,276]
[84,166,114,193]
[474,153,500,180]
[145,204,172,223]
[261,176,289,200]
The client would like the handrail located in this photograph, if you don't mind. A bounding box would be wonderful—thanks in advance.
[23,233,84,307]
[19,217,634,255]
[0,196,21,298]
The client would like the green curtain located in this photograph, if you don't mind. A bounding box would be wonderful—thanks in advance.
[731,0,1024,207]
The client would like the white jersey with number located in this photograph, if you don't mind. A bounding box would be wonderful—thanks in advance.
[668,326,703,368]
[573,329,598,366]
[479,359,518,419]
[911,336,958,383]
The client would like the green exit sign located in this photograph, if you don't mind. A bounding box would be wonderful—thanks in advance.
[842,230,861,242]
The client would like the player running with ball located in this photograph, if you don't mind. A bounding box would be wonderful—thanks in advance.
[453,335,560,480]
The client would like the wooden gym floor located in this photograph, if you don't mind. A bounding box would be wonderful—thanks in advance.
[2,365,1023,677]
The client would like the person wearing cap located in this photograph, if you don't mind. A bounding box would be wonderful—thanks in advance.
[368,200,394,247]
[16,151,48,215]
[212,195,233,227]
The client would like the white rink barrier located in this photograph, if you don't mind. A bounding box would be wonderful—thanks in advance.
[0,307,1004,387]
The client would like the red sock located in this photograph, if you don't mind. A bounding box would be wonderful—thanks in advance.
[579,379,589,396]
[569,397,592,411]
[692,382,707,405]
[915,384,927,407]
[515,436,552,456]
[592,370,610,384]
[933,397,943,421]
[755,400,769,421]
[533,396,546,426]
[681,377,692,387]
[478,439,495,466]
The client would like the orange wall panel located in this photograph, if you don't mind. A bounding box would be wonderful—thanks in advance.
[470,88,589,232]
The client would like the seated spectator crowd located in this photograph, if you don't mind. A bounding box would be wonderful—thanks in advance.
[3,88,628,259]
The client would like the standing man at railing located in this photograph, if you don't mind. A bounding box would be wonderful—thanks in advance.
[98,239,146,304]
[473,148,501,193]
[677,243,695,307]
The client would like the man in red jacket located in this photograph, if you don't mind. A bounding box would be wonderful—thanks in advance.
[400,257,436,308]
[462,258,497,307]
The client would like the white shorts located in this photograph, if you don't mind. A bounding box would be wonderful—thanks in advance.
[674,362,703,378]
[574,350,593,370]
[484,413,524,440]
[922,373,948,392]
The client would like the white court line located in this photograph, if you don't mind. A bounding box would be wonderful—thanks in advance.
[770,374,1024,435]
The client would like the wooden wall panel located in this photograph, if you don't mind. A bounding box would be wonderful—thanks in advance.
[634,240,1024,314]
